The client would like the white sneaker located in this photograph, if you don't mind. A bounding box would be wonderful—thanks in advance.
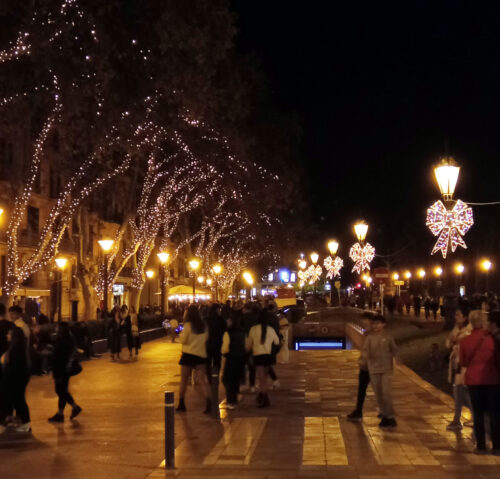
[14,423,31,433]
[227,403,236,410]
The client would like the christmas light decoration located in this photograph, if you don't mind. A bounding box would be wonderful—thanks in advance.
[323,256,344,279]
[306,264,322,284]
[349,242,375,274]
[426,200,473,258]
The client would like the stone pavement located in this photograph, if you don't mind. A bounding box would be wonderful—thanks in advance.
[1,338,499,479]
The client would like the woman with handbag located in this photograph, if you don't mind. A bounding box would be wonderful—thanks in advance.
[445,305,472,430]
[48,322,82,423]
[130,306,141,359]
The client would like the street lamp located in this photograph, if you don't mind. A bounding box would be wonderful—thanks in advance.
[299,259,307,270]
[157,251,170,317]
[354,221,368,243]
[145,269,155,306]
[417,268,426,279]
[327,240,339,256]
[242,271,254,299]
[98,239,114,318]
[434,266,443,277]
[55,257,67,322]
[310,252,319,265]
[434,157,460,202]
[197,276,205,285]
[393,272,400,296]
[189,258,201,303]
[481,259,492,292]
[212,263,222,302]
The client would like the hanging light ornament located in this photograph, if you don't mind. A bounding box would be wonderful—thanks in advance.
[306,264,322,283]
[297,268,310,284]
[426,157,473,258]
[323,255,344,279]
[349,242,375,274]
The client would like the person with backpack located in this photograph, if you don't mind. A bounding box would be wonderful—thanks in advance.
[221,315,246,409]
[48,322,82,423]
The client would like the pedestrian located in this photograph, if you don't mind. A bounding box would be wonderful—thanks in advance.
[431,297,440,320]
[246,309,280,408]
[221,314,246,409]
[206,303,227,382]
[277,312,290,364]
[130,306,141,358]
[242,302,257,392]
[424,297,431,319]
[461,311,500,454]
[0,326,31,433]
[445,304,473,430]
[120,305,134,360]
[266,303,281,390]
[0,303,13,433]
[362,314,398,427]
[48,322,82,423]
[413,295,421,317]
[108,308,122,361]
[176,305,211,413]
[347,312,375,421]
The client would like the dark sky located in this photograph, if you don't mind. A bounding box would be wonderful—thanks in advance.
[231,0,500,269]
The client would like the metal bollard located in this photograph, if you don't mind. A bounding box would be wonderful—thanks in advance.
[211,368,220,419]
[164,391,175,469]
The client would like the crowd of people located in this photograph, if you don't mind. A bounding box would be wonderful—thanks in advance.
[175,298,288,412]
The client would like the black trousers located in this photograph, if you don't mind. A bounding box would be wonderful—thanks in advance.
[247,356,256,387]
[468,385,500,450]
[355,368,370,412]
[3,375,31,424]
[206,349,222,383]
[54,376,75,411]
[223,357,245,404]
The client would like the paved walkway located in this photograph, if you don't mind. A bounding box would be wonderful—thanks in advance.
[1,338,499,479]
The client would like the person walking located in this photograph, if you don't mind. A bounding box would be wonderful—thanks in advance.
[362,314,398,427]
[221,315,246,409]
[460,311,500,454]
[176,305,211,413]
[120,305,134,360]
[445,305,473,430]
[246,309,280,408]
[277,313,290,364]
[206,303,227,383]
[0,326,31,433]
[347,312,375,421]
[48,322,82,423]
[108,308,122,361]
[130,306,141,358]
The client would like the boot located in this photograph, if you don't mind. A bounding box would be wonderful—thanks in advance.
[256,392,264,406]
[176,399,186,412]
[203,398,212,414]
[258,393,270,408]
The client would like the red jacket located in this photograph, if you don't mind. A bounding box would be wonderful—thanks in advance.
[460,329,500,386]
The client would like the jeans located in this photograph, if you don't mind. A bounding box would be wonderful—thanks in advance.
[355,368,370,412]
[452,384,472,423]
[468,385,500,450]
[223,357,245,404]
[55,376,75,411]
[370,372,394,419]
[4,375,31,424]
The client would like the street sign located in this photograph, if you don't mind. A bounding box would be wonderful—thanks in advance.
[394,280,404,286]
[373,267,390,285]
[334,281,341,289]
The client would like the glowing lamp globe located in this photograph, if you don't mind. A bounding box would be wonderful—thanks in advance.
[434,266,443,277]
[456,264,465,274]
[354,221,368,242]
[189,258,200,271]
[481,259,492,272]
[197,276,205,285]
[145,269,154,279]
[157,251,169,264]
[212,264,222,275]
[55,257,68,269]
[310,252,319,265]
[206,278,213,286]
[299,259,307,270]
[434,157,460,201]
[404,271,412,279]
[98,239,114,252]
[417,269,426,278]
[327,240,339,256]
[392,273,399,281]
[243,271,254,286]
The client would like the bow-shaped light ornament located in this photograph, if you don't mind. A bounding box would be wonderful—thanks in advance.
[323,256,344,279]
[349,242,375,274]
[306,264,322,283]
[297,268,310,285]
[426,199,473,258]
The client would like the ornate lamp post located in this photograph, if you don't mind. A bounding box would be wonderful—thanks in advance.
[310,252,320,293]
[481,259,492,292]
[98,239,114,318]
[455,263,465,295]
[349,221,375,274]
[55,257,67,322]
[324,240,344,305]
[157,251,170,317]
[212,263,222,302]
[145,269,155,306]
[189,258,201,303]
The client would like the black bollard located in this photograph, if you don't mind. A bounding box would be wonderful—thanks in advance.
[164,391,175,469]
[211,368,220,419]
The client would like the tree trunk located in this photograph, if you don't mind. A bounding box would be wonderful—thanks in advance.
[129,285,142,312]
[75,207,92,321]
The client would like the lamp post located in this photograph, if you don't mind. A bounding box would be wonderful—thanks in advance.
[98,239,114,318]
[298,259,307,298]
[55,257,67,322]
[393,272,400,296]
[157,251,170,317]
[145,269,154,306]
[189,258,201,303]
[212,263,222,303]
[326,240,341,305]
[455,263,465,295]
[480,259,492,292]
[354,221,368,244]
[404,271,412,292]
[242,271,254,299]
[206,278,213,301]
[310,252,319,293]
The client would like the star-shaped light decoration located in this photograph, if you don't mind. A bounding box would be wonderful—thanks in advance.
[426,199,473,258]
[323,256,344,279]
[306,264,322,283]
[349,242,375,274]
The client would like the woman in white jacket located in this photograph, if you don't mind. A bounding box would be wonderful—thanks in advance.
[246,310,279,408]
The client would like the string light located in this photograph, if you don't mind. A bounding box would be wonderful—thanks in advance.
[323,256,344,279]
[349,242,375,274]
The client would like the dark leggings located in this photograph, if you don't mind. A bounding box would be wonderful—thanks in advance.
[269,366,277,381]
[55,376,75,411]
[468,385,500,450]
[355,368,370,412]
[223,357,245,404]
[3,375,31,424]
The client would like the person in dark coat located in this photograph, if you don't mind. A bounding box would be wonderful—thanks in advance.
[0,326,31,433]
[108,309,122,361]
[206,303,227,382]
[48,322,82,423]
[221,315,246,408]
[120,305,134,360]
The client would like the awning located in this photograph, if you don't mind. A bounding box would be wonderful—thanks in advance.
[168,285,212,297]
[14,288,51,297]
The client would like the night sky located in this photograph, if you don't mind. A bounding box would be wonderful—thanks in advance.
[232,1,500,269]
